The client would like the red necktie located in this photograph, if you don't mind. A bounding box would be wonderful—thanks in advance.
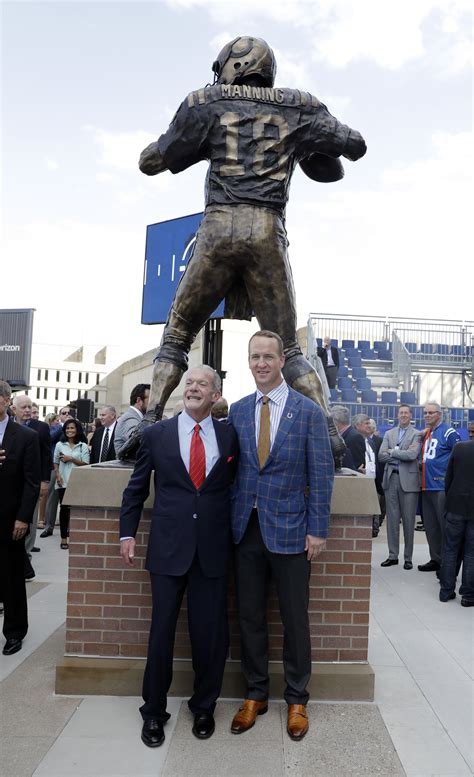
[189,424,206,489]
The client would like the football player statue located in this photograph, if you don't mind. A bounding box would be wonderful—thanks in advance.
[120,36,366,466]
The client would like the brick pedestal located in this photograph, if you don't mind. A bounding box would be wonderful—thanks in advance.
[56,469,378,700]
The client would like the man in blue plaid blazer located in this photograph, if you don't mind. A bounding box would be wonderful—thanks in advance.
[228,330,334,741]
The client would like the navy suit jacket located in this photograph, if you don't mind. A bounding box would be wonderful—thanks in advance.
[120,414,238,577]
[445,440,474,517]
[90,424,116,463]
[0,419,41,542]
[28,419,52,480]
[228,386,334,552]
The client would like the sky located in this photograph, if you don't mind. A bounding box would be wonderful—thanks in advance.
[1,0,472,372]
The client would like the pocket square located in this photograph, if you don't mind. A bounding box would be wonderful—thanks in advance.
[227,456,235,463]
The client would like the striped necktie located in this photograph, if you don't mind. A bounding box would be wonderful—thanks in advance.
[189,424,206,489]
[100,428,110,462]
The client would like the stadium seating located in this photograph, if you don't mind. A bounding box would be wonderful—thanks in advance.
[361,390,377,403]
[329,389,340,403]
[351,367,367,379]
[337,366,349,378]
[348,356,362,369]
[341,339,355,349]
[357,340,371,350]
[337,377,353,389]
[400,391,416,405]
[404,342,417,353]
[355,378,371,391]
[420,343,433,354]
[381,391,398,404]
[341,388,358,402]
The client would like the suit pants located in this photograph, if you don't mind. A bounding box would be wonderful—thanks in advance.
[140,553,228,721]
[0,538,28,641]
[324,365,337,389]
[422,491,445,564]
[385,472,418,562]
[44,476,59,532]
[25,497,39,555]
[439,512,474,601]
[234,510,311,705]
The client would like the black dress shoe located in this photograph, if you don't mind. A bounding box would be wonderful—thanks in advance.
[381,558,398,567]
[418,560,440,572]
[31,547,41,552]
[141,719,165,748]
[439,592,456,602]
[415,523,425,532]
[2,638,22,655]
[461,598,474,607]
[40,529,53,538]
[403,561,413,570]
[192,712,215,739]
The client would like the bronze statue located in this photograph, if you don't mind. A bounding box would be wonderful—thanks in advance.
[121,36,366,465]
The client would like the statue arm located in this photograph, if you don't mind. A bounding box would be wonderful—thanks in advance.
[139,142,168,176]
[342,129,367,162]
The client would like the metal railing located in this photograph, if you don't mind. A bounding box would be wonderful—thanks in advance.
[308,313,474,360]
[392,333,412,393]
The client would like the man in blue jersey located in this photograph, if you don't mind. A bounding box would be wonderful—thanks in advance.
[418,402,460,572]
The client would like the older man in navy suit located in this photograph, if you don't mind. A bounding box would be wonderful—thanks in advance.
[120,366,238,748]
[228,330,334,741]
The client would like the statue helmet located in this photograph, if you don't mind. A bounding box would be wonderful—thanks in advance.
[212,36,276,87]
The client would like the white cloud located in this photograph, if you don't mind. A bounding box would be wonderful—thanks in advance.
[288,130,471,322]
[44,157,59,171]
[168,0,472,72]
[84,126,156,172]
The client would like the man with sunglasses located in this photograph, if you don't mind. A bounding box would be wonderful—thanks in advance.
[418,402,460,573]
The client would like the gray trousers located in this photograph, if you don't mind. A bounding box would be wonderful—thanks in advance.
[25,499,39,555]
[44,477,60,532]
[421,491,445,564]
[384,473,418,562]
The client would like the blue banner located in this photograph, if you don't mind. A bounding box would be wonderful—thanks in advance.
[141,212,225,325]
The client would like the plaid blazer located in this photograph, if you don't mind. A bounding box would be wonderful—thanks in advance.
[228,386,334,553]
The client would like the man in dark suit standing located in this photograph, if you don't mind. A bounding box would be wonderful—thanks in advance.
[331,405,365,470]
[228,331,334,742]
[317,336,340,389]
[120,366,238,747]
[0,381,41,655]
[90,405,117,463]
[439,439,474,605]
[11,395,52,560]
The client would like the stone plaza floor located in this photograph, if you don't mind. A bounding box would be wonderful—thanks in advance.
[0,525,472,777]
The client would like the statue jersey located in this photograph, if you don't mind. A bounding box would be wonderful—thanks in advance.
[421,423,460,491]
[157,83,365,215]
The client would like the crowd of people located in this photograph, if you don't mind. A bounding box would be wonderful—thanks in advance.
[1,335,472,747]
[329,400,474,600]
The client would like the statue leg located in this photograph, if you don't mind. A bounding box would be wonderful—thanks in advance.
[120,209,237,459]
[241,208,345,468]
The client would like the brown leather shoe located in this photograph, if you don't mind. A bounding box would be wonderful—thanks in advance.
[231,699,268,734]
[287,704,309,741]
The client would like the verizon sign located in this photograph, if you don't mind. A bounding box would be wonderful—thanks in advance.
[0,309,34,388]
